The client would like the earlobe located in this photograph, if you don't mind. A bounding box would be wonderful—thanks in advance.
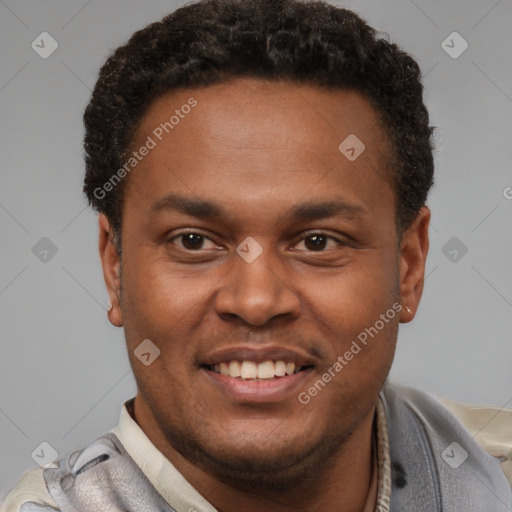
[98,214,123,327]
[398,206,430,323]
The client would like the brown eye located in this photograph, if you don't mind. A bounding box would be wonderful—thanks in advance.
[180,233,205,250]
[304,234,328,251]
[169,232,217,251]
[298,233,341,252]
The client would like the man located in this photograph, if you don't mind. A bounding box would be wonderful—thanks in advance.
[2,0,511,511]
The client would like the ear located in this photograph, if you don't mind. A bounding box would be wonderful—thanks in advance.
[398,206,430,323]
[98,214,123,327]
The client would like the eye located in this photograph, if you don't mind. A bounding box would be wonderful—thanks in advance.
[169,232,218,251]
[295,233,342,252]
[168,231,344,253]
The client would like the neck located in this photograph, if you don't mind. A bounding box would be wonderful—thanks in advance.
[132,399,378,512]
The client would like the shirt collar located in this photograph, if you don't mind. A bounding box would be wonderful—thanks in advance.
[111,396,391,512]
[111,399,217,512]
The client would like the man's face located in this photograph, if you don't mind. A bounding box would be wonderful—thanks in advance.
[101,77,428,487]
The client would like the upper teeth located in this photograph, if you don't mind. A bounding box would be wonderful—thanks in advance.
[213,360,298,379]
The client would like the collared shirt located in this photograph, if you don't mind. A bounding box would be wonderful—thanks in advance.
[3,390,510,511]
[1,397,391,511]
[110,397,392,512]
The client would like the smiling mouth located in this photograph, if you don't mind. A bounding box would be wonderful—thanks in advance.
[203,360,314,380]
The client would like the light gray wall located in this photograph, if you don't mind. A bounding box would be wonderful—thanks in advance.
[1,0,511,498]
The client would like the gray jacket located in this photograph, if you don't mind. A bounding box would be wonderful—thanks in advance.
[15,383,512,511]
[382,383,511,511]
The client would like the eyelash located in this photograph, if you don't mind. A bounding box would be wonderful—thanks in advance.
[168,230,344,252]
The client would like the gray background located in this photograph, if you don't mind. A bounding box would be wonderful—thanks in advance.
[1,0,511,499]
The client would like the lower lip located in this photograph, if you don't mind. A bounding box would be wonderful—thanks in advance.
[201,367,314,403]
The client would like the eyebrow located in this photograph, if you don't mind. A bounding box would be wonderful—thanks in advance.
[150,193,366,222]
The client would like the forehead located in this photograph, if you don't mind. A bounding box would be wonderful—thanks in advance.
[134,77,390,159]
[124,77,395,228]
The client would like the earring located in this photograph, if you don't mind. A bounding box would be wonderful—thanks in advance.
[107,303,113,312]
[405,306,412,314]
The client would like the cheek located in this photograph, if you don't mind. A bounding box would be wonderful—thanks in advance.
[122,256,210,321]
[119,256,224,375]
[303,258,400,377]
[307,256,399,325]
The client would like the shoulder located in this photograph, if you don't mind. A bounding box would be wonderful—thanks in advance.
[381,381,512,511]
[1,434,126,512]
[382,382,512,484]
[4,433,176,512]
[437,394,512,488]
[0,467,59,511]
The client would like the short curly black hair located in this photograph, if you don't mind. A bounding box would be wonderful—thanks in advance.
[83,0,434,245]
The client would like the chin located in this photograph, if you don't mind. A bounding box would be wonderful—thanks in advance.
[163,421,348,492]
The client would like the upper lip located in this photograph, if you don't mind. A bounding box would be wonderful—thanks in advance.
[201,345,316,367]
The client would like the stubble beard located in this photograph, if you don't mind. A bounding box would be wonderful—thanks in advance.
[155,411,358,494]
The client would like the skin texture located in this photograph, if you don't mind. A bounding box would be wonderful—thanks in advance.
[99,77,430,512]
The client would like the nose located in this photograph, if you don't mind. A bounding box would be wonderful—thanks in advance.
[214,243,301,326]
